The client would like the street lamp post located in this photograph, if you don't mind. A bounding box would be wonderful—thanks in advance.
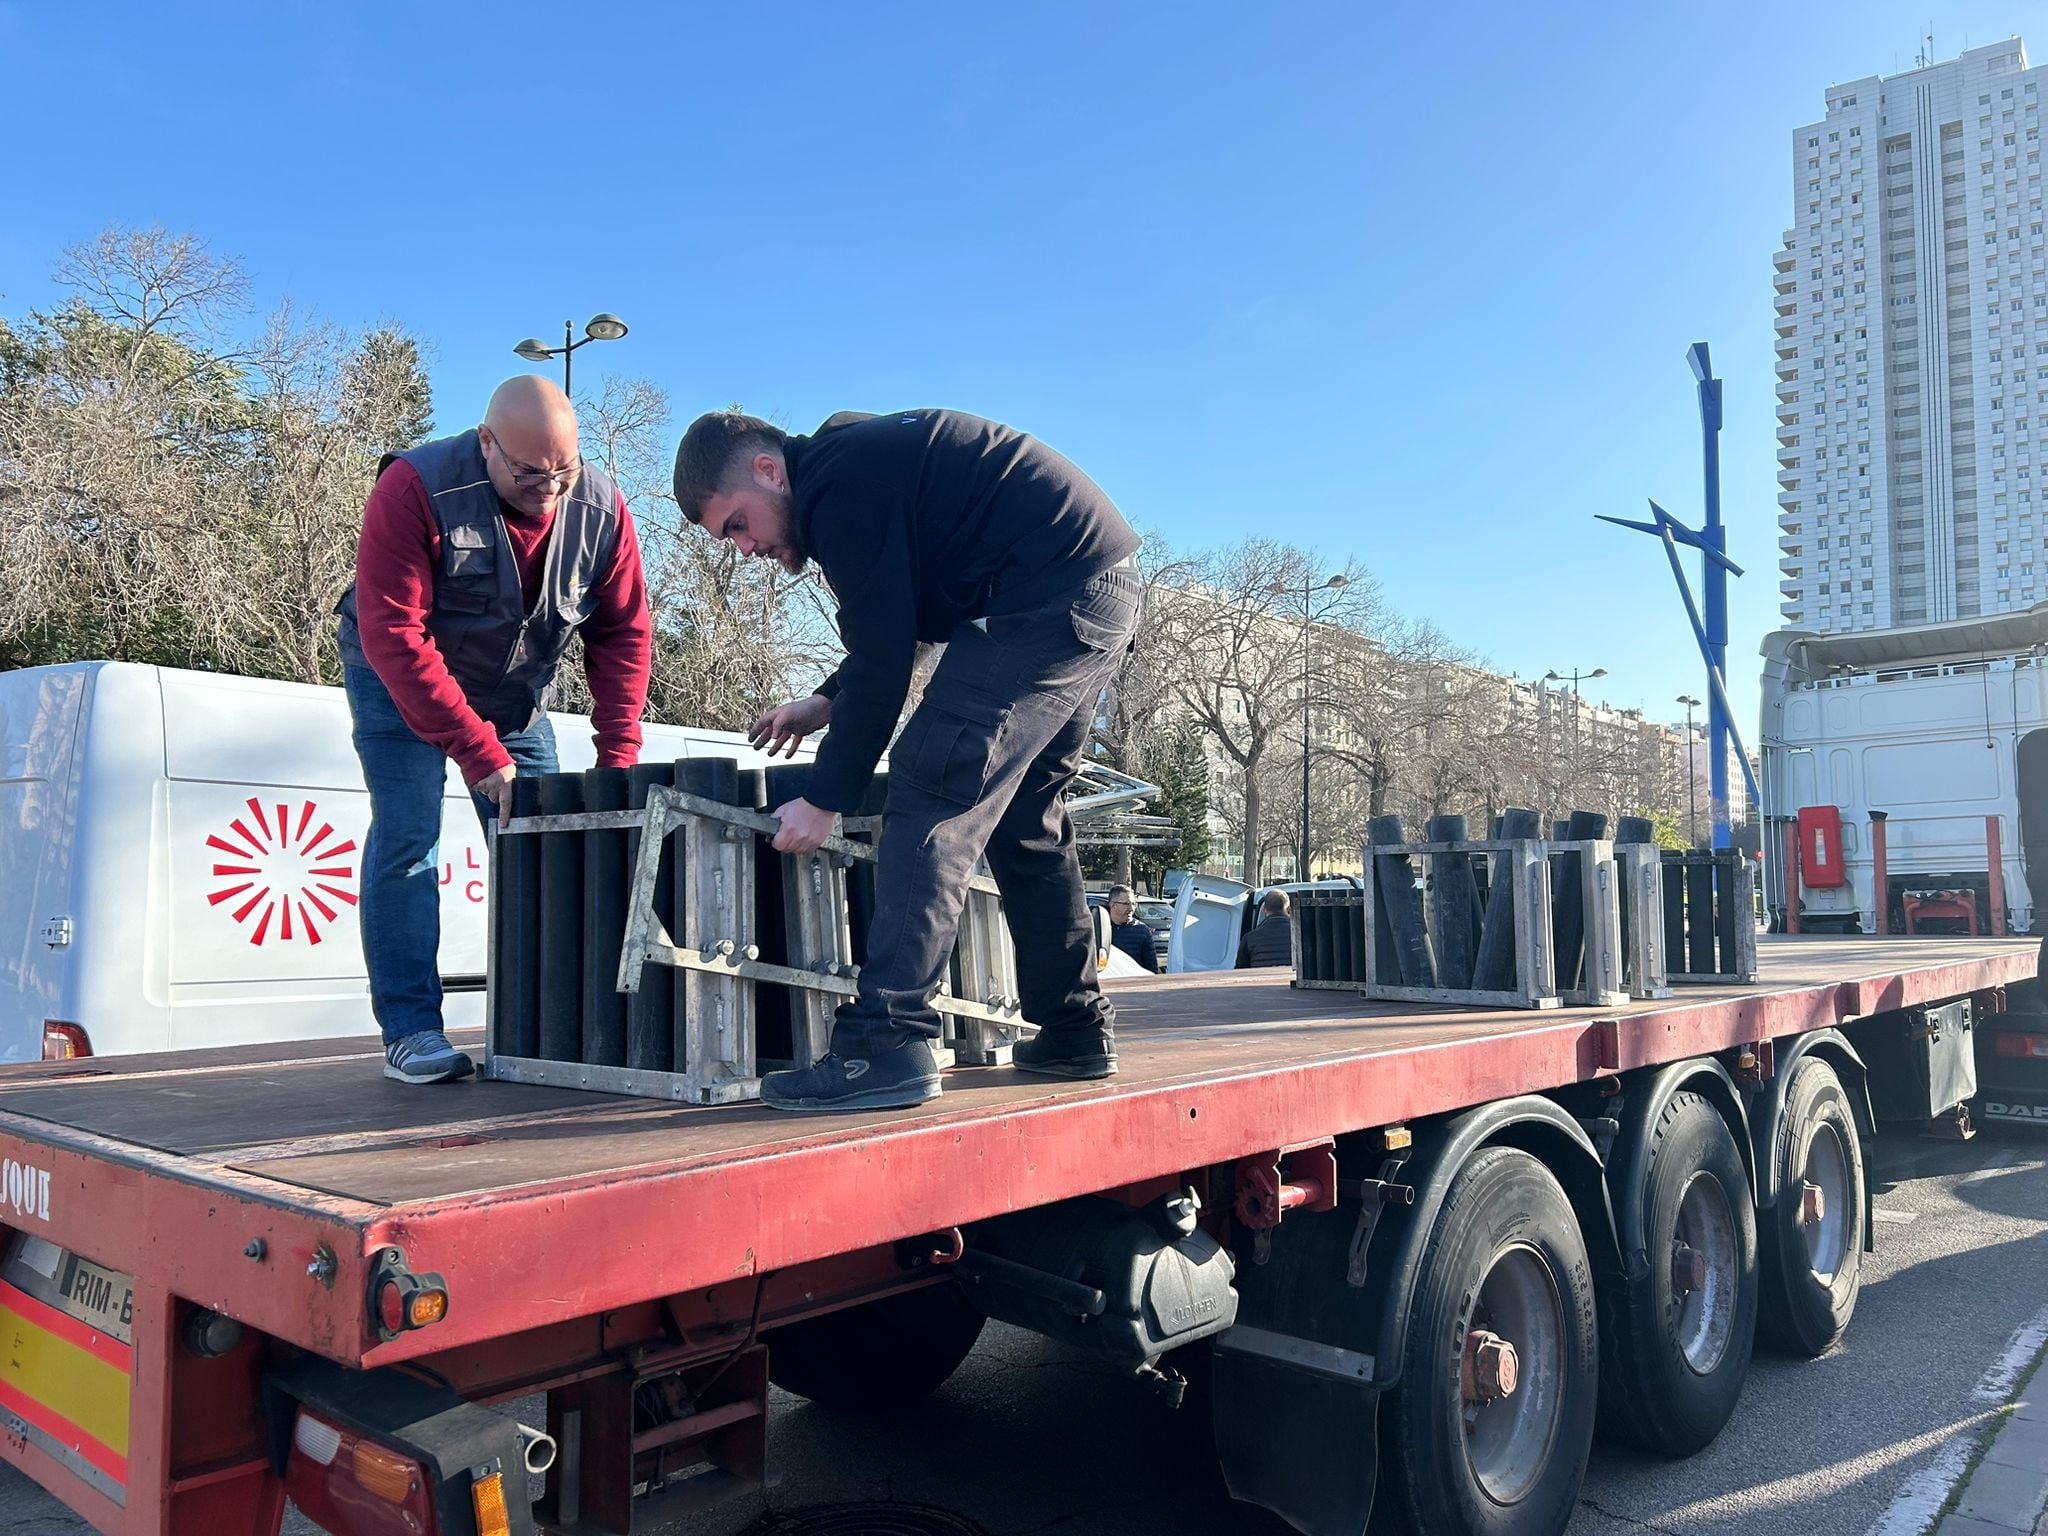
[1677,694,1702,847]
[1543,666,1607,812]
[1269,573,1348,880]
[512,313,629,400]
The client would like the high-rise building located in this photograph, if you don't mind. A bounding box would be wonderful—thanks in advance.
[1777,39,2047,634]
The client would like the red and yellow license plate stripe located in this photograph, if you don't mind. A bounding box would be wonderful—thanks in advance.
[0,1278,129,1483]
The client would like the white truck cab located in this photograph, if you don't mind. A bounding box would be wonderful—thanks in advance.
[1759,608,2048,933]
[0,661,801,1062]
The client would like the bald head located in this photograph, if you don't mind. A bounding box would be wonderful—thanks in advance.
[480,375,581,517]
[485,375,577,450]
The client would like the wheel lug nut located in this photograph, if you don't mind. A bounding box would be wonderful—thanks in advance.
[1462,1328,1519,1404]
[1672,1242,1708,1294]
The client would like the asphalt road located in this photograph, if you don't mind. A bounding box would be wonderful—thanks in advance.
[1,1131,2041,1536]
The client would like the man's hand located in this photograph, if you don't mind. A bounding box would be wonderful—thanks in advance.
[472,763,517,829]
[771,797,838,855]
[749,694,832,759]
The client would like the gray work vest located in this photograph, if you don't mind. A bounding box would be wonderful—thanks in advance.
[335,429,622,733]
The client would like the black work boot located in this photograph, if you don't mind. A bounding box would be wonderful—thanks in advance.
[758,1040,941,1113]
[1013,1025,1118,1080]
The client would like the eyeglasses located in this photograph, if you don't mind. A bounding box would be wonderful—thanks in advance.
[488,435,581,490]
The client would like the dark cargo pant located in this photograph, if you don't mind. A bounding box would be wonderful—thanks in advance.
[831,560,1144,1056]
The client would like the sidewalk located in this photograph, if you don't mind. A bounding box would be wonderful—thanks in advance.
[1933,1381,2048,1536]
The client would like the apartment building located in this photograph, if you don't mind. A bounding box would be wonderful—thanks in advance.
[1778,38,2048,633]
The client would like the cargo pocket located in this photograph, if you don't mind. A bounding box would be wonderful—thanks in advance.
[1070,579,1138,653]
[443,525,497,578]
[900,694,1007,807]
[438,585,492,615]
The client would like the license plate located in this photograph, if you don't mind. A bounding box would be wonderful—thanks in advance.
[51,1251,134,1346]
[0,1234,133,1499]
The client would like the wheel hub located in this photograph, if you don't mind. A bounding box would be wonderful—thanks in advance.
[1463,1328,1520,1404]
[1800,1124,1851,1283]
[1800,1179,1826,1227]
[1671,1242,1708,1295]
[1669,1171,1738,1375]
[1459,1244,1565,1505]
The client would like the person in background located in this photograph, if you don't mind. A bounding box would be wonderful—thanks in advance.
[1105,885,1159,973]
[336,375,652,1085]
[1244,887,1296,968]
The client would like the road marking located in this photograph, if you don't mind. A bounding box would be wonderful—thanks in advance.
[1973,1304,2048,1403]
[1873,1208,1920,1225]
[1863,1302,2048,1535]
[1862,1433,1989,1536]
[1955,1149,2026,1188]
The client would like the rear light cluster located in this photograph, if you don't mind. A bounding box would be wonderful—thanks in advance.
[41,1022,90,1061]
[287,1410,442,1536]
[1992,1031,2048,1060]
[286,1410,512,1536]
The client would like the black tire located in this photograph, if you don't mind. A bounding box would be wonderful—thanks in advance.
[1758,1057,1865,1357]
[767,1281,986,1410]
[1377,1147,1599,1536]
[1596,1092,1759,1455]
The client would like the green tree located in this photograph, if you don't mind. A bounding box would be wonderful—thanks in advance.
[1133,725,1212,890]
[0,224,436,683]
[341,327,434,455]
[1638,806,1689,851]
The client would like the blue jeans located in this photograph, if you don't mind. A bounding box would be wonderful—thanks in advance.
[343,665,558,1044]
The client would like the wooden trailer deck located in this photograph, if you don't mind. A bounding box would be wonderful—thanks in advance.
[0,935,2032,1368]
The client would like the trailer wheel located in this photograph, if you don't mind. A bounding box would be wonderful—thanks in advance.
[1597,1092,1758,1455]
[1378,1147,1598,1536]
[1759,1057,1864,1357]
[767,1282,986,1410]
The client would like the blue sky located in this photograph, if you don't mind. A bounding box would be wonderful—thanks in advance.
[0,1,2032,735]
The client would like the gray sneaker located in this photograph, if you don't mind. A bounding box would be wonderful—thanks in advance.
[384,1030,474,1084]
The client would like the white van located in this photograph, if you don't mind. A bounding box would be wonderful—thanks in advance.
[0,661,808,1063]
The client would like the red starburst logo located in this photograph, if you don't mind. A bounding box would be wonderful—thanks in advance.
[205,797,359,946]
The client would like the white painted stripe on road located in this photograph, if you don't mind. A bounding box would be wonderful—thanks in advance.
[1873,1208,1920,1225]
[1973,1304,2048,1403]
[1863,1303,2048,1535]
[1955,1148,2026,1188]
[1677,1415,1996,1532]
[1862,1433,1984,1536]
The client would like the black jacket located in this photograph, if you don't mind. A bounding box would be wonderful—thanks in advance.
[790,410,1139,811]
[1244,912,1295,968]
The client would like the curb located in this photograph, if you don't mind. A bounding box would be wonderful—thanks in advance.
[1933,1382,2048,1536]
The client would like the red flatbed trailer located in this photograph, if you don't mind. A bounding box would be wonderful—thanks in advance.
[0,935,2034,1536]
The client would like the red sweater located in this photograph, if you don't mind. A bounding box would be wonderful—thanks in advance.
[352,461,653,783]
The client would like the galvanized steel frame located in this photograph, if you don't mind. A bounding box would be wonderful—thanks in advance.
[488,787,1025,1102]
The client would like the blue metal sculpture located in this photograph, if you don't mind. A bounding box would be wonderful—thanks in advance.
[1599,343,1762,849]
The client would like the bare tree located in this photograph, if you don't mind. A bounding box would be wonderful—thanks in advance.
[53,224,248,393]
[557,375,837,731]
[203,310,433,683]
[1153,540,1371,882]
[0,226,257,669]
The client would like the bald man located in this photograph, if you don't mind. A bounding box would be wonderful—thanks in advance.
[336,376,652,1083]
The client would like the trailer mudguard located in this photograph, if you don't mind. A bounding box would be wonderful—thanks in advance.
[1606,1057,1754,1284]
[1213,1197,1379,1536]
[1362,1095,1616,1386]
[1751,1029,1873,1206]
[1751,1028,1876,1252]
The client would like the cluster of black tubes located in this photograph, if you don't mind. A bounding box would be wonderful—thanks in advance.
[488,760,889,1072]
[1295,811,1750,988]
